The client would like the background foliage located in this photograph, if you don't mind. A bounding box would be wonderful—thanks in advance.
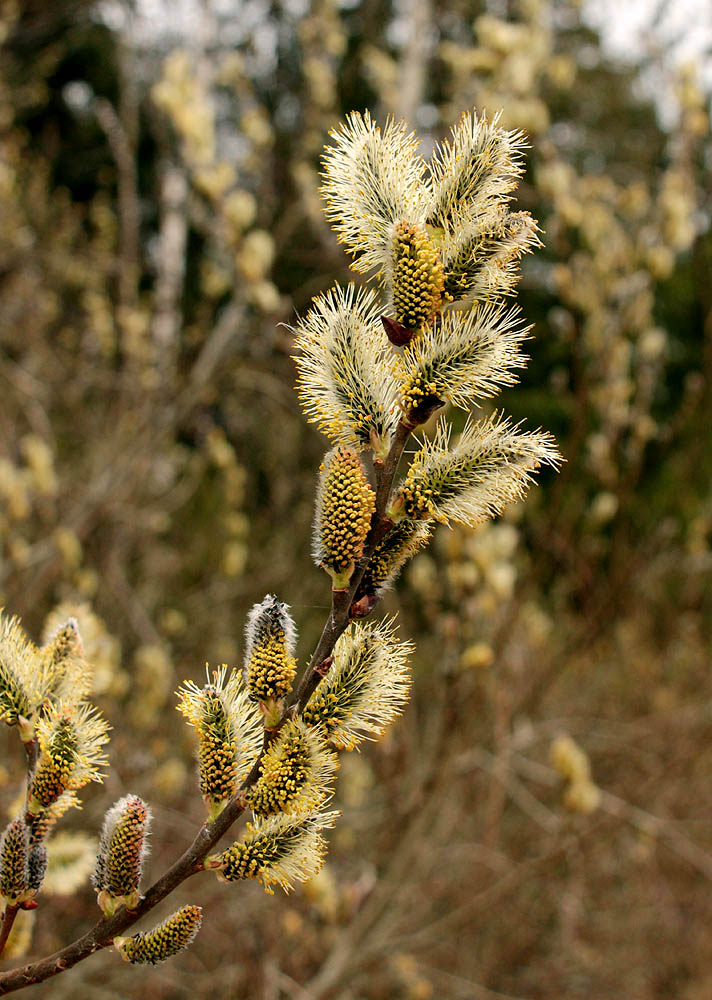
[1,0,710,996]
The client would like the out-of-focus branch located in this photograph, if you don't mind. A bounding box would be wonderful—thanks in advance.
[94,98,140,312]
[394,0,433,124]
[152,165,188,375]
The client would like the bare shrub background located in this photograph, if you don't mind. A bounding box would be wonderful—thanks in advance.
[0,0,710,997]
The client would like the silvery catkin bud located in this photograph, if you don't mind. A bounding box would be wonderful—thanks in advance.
[313,447,375,588]
[0,818,29,904]
[93,795,151,915]
[114,904,202,965]
[391,221,447,334]
[244,596,298,707]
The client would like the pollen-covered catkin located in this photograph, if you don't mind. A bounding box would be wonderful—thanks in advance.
[42,619,82,670]
[93,795,151,913]
[313,447,375,587]
[195,686,237,803]
[387,416,560,527]
[392,221,447,333]
[0,818,29,903]
[246,719,337,818]
[353,519,433,606]
[0,612,38,725]
[29,718,77,810]
[114,905,203,965]
[39,618,91,708]
[211,810,338,893]
[244,596,298,704]
[28,702,109,814]
[177,667,262,815]
[302,619,413,749]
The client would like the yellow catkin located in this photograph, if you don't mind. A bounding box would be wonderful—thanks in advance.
[247,636,297,703]
[245,720,336,818]
[315,448,375,585]
[0,818,29,902]
[245,596,298,704]
[94,795,150,903]
[392,222,446,332]
[115,905,203,965]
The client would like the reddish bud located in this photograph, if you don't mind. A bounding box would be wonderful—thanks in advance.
[380,315,415,347]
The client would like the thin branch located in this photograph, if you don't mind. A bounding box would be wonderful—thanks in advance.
[0,418,415,992]
[292,418,413,713]
[94,98,140,313]
[0,907,19,960]
[0,744,262,994]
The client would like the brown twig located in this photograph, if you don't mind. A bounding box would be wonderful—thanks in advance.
[0,419,414,994]
[292,418,413,713]
[0,908,19,961]
[0,744,265,994]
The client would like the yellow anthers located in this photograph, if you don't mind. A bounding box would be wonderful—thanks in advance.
[246,719,337,819]
[210,810,338,894]
[93,795,151,915]
[27,790,80,845]
[426,110,528,234]
[114,904,203,965]
[391,221,446,334]
[302,619,413,750]
[387,415,561,528]
[0,818,29,904]
[395,302,529,419]
[352,520,433,609]
[244,596,298,706]
[28,701,109,815]
[443,211,541,303]
[37,618,91,710]
[293,283,398,455]
[0,610,40,726]
[177,666,261,817]
[320,110,428,278]
[313,447,375,588]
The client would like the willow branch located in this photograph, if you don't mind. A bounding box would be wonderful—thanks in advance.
[292,417,413,713]
[0,418,413,993]
[0,739,271,995]
[0,908,19,961]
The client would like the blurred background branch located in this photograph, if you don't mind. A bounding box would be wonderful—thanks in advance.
[0,0,710,996]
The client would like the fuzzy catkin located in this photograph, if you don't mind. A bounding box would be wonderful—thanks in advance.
[115,905,202,965]
[27,844,48,895]
[313,447,375,584]
[213,811,339,893]
[0,819,29,902]
[94,795,150,902]
[244,596,298,703]
[196,687,238,803]
[392,222,447,332]
[353,519,433,604]
[246,720,337,818]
